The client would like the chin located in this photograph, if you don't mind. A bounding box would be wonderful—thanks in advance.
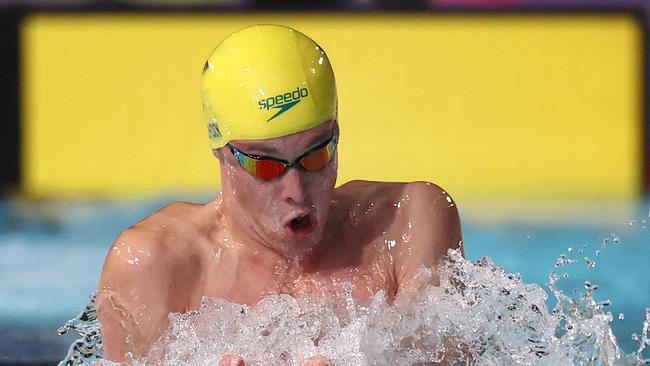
[282,221,325,257]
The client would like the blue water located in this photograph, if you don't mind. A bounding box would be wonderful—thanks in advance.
[0,195,648,364]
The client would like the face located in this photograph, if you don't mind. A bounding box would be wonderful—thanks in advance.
[214,121,339,257]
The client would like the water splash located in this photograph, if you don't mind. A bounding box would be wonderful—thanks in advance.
[59,249,650,365]
[57,293,103,366]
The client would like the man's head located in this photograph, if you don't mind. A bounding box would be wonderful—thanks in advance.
[202,24,338,255]
[202,24,337,149]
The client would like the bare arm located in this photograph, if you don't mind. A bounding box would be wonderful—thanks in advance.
[390,182,465,364]
[394,181,463,293]
[96,229,173,362]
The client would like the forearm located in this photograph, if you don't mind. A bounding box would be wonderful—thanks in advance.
[96,289,167,363]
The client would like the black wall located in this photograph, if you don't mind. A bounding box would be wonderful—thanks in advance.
[0,11,20,193]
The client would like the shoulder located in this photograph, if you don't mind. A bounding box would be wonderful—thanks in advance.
[98,201,208,299]
[335,180,461,246]
[393,180,462,248]
[336,180,455,209]
[394,182,463,285]
[97,201,209,359]
[335,180,405,203]
[356,181,463,276]
[402,181,459,215]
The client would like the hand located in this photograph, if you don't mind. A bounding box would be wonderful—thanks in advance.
[219,354,245,366]
[300,355,331,366]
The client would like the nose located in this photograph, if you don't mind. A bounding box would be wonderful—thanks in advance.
[279,166,307,204]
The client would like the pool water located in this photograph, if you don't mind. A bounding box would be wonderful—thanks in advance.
[0,194,648,364]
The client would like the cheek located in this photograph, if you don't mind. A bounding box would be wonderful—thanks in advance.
[306,159,337,209]
[315,156,338,190]
[226,164,274,213]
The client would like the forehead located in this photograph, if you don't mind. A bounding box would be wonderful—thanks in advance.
[231,121,336,154]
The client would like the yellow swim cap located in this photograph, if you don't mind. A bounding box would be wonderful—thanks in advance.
[202,24,338,149]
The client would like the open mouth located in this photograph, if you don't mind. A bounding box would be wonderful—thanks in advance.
[290,215,311,229]
[285,212,317,236]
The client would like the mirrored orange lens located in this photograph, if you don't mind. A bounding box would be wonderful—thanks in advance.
[299,145,332,171]
[254,159,287,180]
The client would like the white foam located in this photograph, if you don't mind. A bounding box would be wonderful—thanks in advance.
[60,248,650,365]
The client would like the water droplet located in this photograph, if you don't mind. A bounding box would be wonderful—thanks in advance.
[567,246,573,253]
[584,256,595,268]
[600,299,610,307]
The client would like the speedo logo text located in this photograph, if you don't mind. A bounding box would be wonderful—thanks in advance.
[259,87,308,122]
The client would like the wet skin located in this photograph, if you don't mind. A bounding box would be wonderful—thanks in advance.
[96,121,463,363]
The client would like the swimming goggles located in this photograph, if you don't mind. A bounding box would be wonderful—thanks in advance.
[227,133,338,180]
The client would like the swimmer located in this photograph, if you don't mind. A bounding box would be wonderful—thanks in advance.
[96,24,463,364]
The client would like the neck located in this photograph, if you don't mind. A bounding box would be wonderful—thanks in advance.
[217,193,320,273]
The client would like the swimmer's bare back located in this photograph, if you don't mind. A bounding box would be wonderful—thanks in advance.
[96,180,462,362]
